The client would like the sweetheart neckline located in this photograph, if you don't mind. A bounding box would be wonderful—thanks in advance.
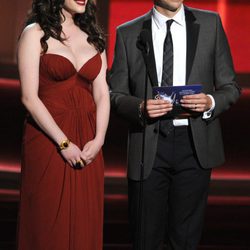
[41,53,100,73]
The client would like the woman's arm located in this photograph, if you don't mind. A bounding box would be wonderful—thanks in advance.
[18,24,82,167]
[81,51,110,164]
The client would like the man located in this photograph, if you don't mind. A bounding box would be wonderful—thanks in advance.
[109,0,240,249]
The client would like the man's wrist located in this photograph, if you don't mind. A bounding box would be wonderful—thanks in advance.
[202,95,215,119]
[138,101,145,122]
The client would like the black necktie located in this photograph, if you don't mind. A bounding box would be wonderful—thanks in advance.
[162,19,174,86]
[160,19,174,136]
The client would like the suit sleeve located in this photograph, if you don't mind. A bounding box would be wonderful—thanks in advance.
[109,27,143,127]
[210,14,241,119]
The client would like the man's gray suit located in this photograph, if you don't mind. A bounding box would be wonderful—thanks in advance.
[109,6,240,180]
[109,5,240,249]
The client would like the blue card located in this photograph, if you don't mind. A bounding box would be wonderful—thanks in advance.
[153,84,202,106]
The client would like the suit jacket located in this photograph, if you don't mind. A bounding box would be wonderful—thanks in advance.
[109,6,241,181]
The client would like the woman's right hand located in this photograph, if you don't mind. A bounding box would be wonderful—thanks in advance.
[60,142,83,168]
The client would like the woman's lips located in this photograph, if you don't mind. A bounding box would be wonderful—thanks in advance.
[75,1,85,6]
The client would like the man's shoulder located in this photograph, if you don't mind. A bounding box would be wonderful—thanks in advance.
[116,11,151,34]
[186,5,219,20]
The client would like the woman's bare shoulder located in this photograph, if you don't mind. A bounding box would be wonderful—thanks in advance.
[20,23,44,41]
[18,23,44,56]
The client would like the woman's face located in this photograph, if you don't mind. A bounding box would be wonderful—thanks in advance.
[63,0,88,15]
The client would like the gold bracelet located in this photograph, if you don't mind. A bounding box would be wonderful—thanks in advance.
[59,139,70,151]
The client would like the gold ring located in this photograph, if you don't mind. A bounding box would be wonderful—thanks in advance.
[78,160,85,166]
[75,160,85,169]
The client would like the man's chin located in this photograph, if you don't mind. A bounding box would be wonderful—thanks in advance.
[168,7,179,12]
[158,4,179,11]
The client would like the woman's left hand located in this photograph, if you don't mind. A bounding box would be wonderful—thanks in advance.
[80,139,103,165]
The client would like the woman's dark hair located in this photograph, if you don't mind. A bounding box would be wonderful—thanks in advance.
[26,0,105,53]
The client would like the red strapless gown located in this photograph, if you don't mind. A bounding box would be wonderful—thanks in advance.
[18,53,104,250]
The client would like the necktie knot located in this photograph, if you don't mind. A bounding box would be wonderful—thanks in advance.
[166,19,174,32]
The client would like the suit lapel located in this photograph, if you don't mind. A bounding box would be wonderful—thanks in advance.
[185,6,200,83]
[141,12,158,87]
[140,8,199,86]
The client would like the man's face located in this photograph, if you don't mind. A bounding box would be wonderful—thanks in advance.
[154,0,184,12]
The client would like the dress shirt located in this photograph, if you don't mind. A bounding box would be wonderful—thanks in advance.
[151,5,214,126]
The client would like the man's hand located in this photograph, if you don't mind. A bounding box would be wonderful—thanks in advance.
[180,93,212,112]
[141,99,173,118]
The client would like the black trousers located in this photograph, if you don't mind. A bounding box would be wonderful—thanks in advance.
[128,126,211,250]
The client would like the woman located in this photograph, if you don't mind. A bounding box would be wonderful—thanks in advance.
[17,0,110,249]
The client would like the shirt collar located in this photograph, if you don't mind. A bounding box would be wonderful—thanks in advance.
[152,4,185,29]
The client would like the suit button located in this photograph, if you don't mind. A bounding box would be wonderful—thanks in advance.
[153,128,158,133]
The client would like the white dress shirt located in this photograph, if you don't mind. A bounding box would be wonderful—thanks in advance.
[151,5,214,126]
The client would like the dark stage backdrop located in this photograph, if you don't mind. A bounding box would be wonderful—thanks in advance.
[0,1,250,249]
